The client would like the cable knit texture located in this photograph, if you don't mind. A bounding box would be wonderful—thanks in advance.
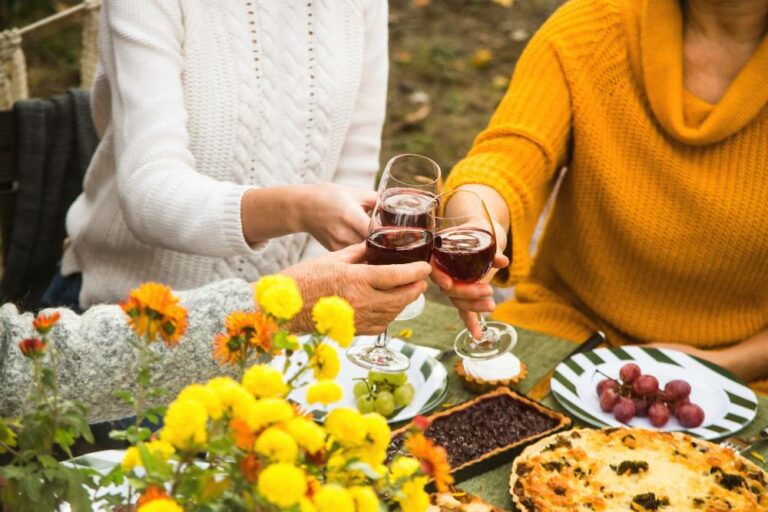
[63,0,388,307]
[0,279,254,423]
[446,0,768,376]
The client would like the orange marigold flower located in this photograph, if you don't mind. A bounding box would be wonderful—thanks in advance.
[213,333,245,366]
[239,453,261,483]
[230,418,257,450]
[121,282,188,346]
[225,311,276,351]
[18,337,46,359]
[32,312,60,335]
[136,485,170,507]
[405,432,454,492]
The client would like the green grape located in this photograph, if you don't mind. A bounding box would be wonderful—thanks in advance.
[368,371,386,383]
[384,372,408,386]
[374,391,395,417]
[394,383,415,408]
[353,380,369,398]
[356,395,375,414]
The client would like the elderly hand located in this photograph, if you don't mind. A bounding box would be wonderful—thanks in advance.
[282,243,431,335]
[430,219,509,339]
[298,183,377,251]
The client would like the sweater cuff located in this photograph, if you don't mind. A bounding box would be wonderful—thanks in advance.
[221,185,269,256]
[446,155,534,287]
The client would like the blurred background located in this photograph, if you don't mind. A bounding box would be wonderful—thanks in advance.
[1,0,562,174]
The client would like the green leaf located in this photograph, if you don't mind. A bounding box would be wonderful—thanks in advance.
[138,443,173,480]
[54,428,75,454]
[40,367,55,388]
[37,454,58,469]
[112,389,135,406]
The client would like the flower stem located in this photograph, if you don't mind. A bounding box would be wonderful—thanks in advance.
[134,338,149,431]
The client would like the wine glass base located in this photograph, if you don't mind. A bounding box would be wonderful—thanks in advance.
[395,293,426,322]
[455,321,518,361]
[346,344,411,373]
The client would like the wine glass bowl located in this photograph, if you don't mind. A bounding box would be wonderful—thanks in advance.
[434,190,517,361]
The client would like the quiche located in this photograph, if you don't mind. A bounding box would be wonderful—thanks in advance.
[509,428,768,512]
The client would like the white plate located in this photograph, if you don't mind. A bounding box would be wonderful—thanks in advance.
[271,336,448,424]
[550,346,758,440]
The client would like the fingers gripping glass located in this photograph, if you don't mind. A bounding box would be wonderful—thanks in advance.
[346,154,442,373]
[433,189,517,360]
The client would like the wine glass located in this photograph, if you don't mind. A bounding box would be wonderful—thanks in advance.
[377,154,442,321]
[433,189,517,360]
[346,154,440,373]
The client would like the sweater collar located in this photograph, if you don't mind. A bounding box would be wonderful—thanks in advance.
[641,0,768,145]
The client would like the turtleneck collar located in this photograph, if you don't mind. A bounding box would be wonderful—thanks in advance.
[640,0,768,145]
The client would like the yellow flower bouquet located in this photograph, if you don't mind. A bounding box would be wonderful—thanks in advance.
[104,275,451,511]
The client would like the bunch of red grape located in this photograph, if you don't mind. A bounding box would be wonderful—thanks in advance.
[596,363,705,428]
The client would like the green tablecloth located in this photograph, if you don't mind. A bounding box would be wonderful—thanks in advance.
[392,300,768,510]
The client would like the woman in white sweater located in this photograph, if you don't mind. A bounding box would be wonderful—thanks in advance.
[62,0,391,308]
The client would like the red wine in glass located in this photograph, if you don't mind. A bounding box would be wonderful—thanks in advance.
[433,228,496,282]
[379,188,436,229]
[366,227,433,265]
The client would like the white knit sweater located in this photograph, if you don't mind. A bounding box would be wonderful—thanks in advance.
[63,0,388,307]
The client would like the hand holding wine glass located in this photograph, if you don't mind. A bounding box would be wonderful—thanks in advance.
[432,190,516,360]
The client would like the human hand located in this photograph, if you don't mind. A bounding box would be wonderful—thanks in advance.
[282,243,431,335]
[430,219,509,339]
[298,183,377,251]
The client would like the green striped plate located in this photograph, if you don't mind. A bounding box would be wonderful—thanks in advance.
[550,346,758,440]
[273,337,448,424]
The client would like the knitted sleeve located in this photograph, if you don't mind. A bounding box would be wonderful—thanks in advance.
[445,22,572,286]
[333,0,388,191]
[0,279,253,424]
[102,0,263,258]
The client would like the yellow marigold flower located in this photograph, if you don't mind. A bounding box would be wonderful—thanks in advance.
[258,463,307,507]
[33,311,60,335]
[349,486,380,512]
[405,432,454,492]
[254,274,303,321]
[137,498,183,512]
[300,498,317,512]
[122,440,174,471]
[121,282,188,347]
[396,327,413,340]
[390,456,420,481]
[284,417,326,454]
[122,446,140,471]
[314,485,355,512]
[251,398,295,429]
[255,427,298,463]
[362,413,390,454]
[306,380,343,405]
[325,408,366,446]
[177,383,224,420]
[399,477,430,512]
[311,297,355,347]
[159,398,208,450]
[311,343,340,380]
[242,364,288,398]
[136,486,170,508]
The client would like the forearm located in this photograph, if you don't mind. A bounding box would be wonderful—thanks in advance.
[240,186,308,245]
[721,330,768,382]
[453,184,511,250]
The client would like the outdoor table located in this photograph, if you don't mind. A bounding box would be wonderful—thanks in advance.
[391,300,768,509]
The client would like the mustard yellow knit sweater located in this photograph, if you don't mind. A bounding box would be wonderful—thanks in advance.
[446,0,768,387]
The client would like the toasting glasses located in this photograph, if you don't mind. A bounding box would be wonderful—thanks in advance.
[433,190,517,360]
[346,154,442,372]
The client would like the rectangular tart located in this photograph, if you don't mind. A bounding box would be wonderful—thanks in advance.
[389,387,571,483]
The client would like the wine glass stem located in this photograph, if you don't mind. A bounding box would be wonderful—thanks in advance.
[374,326,389,348]
[474,313,495,343]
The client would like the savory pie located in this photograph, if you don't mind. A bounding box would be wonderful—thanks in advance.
[509,428,768,512]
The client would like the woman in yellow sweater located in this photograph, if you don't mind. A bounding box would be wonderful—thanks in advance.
[435,0,768,392]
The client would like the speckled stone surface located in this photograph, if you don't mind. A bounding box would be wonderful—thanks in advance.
[0,279,252,424]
